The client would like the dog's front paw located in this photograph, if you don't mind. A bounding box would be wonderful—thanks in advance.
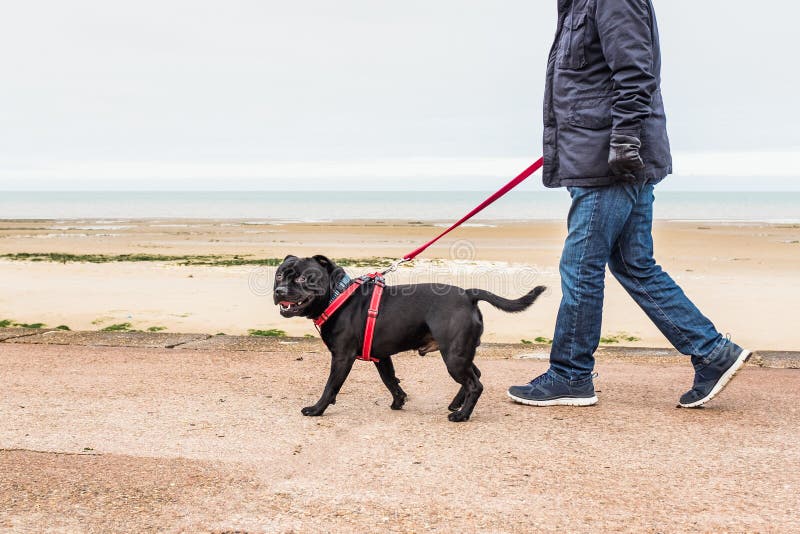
[301,405,325,416]
[390,394,407,410]
[447,410,470,423]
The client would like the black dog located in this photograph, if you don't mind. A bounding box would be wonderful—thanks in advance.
[274,255,545,422]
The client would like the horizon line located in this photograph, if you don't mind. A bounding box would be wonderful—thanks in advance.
[3,189,800,193]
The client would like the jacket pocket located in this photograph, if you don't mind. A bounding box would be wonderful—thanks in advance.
[568,97,613,130]
[558,97,613,180]
[557,12,587,70]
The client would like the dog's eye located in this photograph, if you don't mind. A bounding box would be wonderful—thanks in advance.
[275,273,284,281]
[296,276,306,284]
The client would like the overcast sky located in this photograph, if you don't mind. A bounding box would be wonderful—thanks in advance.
[1,0,798,191]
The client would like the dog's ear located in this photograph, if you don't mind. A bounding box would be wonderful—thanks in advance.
[312,255,336,273]
[282,254,298,264]
[312,255,346,296]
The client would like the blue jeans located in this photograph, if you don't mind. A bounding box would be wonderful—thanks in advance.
[549,181,724,381]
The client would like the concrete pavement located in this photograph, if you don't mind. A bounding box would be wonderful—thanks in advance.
[1,331,798,532]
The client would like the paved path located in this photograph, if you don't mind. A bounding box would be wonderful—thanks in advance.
[1,341,798,532]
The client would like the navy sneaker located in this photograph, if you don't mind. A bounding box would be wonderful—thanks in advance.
[507,371,598,407]
[679,338,752,408]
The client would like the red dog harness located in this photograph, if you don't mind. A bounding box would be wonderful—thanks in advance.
[312,273,385,362]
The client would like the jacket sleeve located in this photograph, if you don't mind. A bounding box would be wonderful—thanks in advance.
[594,0,657,138]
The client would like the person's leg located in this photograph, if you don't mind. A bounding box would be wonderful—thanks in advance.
[547,184,642,381]
[607,184,722,357]
[509,182,642,406]
[607,184,752,407]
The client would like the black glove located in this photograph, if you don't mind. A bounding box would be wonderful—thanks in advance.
[608,134,645,180]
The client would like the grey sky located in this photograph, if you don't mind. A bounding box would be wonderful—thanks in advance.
[1,0,798,191]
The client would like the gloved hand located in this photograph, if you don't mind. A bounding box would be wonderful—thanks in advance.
[608,134,645,180]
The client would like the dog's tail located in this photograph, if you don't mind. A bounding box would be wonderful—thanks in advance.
[467,286,546,313]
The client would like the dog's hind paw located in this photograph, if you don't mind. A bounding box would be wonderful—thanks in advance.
[447,410,470,423]
[448,391,466,412]
[301,405,325,416]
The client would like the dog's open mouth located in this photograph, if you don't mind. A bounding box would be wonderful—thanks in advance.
[278,298,311,313]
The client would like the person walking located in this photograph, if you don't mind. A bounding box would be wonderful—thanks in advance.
[508,0,751,408]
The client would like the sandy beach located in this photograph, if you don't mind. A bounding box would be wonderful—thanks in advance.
[1,218,798,350]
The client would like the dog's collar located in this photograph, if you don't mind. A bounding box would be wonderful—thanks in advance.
[329,273,352,304]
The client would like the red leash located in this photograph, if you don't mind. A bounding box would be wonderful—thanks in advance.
[399,157,544,263]
[313,157,544,362]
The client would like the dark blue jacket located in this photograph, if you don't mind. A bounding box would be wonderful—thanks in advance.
[542,0,673,187]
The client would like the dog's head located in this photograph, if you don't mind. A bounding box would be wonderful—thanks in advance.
[273,254,347,318]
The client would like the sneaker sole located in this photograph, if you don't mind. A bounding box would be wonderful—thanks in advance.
[507,391,598,407]
[679,349,753,408]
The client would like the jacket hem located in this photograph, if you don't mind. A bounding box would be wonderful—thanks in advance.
[542,164,672,189]
[558,176,615,187]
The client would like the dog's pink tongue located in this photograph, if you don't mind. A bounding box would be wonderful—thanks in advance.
[279,301,293,306]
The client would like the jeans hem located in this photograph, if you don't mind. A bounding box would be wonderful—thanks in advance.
[547,368,594,386]
[703,335,729,361]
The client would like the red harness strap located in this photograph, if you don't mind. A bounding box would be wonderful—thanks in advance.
[312,274,384,362]
[361,277,384,363]
[313,278,365,329]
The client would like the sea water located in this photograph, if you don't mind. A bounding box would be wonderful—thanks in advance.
[1,191,799,222]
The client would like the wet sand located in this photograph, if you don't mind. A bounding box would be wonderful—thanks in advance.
[0,219,798,349]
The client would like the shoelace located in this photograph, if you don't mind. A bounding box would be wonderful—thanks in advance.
[529,373,554,387]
